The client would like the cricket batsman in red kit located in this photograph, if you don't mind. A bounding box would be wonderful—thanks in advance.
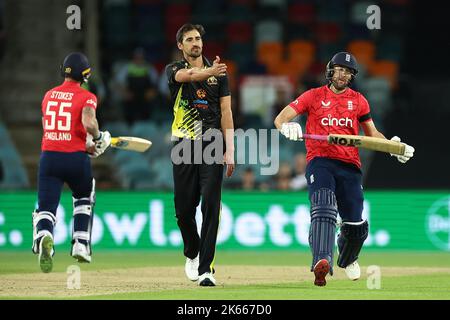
[274,52,415,286]
[32,52,111,273]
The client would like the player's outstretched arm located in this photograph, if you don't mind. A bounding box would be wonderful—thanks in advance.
[361,120,386,139]
[274,106,303,141]
[82,106,100,139]
[82,106,111,157]
[389,136,415,163]
[361,120,414,163]
[175,56,227,83]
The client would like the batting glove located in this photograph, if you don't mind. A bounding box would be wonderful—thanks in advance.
[280,122,303,141]
[92,131,111,157]
[390,136,414,163]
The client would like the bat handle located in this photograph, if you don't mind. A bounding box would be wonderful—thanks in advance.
[302,134,328,141]
[110,137,118,146]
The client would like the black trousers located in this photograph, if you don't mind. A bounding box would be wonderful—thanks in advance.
[172,137,224,275]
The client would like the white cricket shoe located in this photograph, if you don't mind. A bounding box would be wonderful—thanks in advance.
[185,254,199,281]
[71,241,91,263]
[345,261,361,280]
[39,235,54,273]
[198,272,216,286]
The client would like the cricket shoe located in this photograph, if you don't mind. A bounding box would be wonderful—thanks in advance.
[185,254,199,281]
[198,272,216,286]
[313,259,330,287]
[345,261,361,280]
[39,235,54,273]
[71,241,91,263]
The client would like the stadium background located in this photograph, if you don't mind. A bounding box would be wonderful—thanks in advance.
[0,0,449,288]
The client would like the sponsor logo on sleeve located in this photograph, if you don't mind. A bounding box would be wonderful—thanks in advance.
[86,99,97,107]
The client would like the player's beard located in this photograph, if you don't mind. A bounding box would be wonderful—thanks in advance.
[188,46,202,58]
[332,78,349,91]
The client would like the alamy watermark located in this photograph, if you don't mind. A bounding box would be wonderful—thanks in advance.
[67,265,81,289]
[171,124,280,175]
[367,5,381,30]
[366,265,381,289]
[66,5,81,30]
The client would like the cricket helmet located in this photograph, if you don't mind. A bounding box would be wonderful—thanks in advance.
[325,52,358,83]
[60,52,91,82]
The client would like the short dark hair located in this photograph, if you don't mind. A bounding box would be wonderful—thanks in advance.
[176,23,205,44]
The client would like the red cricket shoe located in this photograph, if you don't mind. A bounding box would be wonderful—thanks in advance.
[313,259,330,286]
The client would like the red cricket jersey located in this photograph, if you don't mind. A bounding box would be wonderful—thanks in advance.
[289,85,372,168]
[41,81,97,152]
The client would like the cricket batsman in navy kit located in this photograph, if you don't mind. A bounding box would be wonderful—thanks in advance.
[32,52,111,273]
[275,52,415,286]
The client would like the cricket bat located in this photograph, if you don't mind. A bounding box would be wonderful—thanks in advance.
[110,136,152,152]
[302,133,405,155]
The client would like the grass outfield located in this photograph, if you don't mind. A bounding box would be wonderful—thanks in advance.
[0,251,449,299]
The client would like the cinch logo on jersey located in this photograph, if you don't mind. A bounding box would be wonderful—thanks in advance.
[321,114,353,127]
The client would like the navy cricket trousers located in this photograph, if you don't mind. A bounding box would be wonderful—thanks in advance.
[38,151,93,214]
[305,157,364,222]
